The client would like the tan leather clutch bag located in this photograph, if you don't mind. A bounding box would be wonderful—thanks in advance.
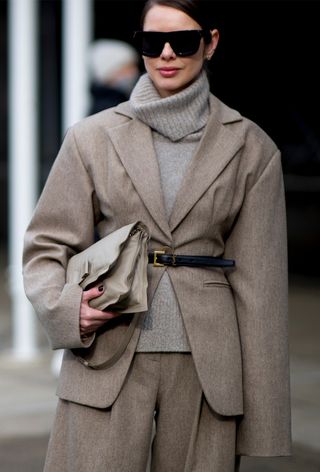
[67,221,150,313]
[66,221,150,369]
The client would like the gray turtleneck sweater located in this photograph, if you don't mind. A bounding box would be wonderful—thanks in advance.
[130,70,210,351]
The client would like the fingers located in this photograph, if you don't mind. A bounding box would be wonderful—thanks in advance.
[80,286,119,336]
[82,285,104,303]
[81,306,116,324]
[80,307,117,336]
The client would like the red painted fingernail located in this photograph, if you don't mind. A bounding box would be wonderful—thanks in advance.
[98,285,103,292]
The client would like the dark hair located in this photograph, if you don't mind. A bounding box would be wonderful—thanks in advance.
[140,0,215,36]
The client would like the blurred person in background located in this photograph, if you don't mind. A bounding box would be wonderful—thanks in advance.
[23,0,291,470]
[87,38,140,115]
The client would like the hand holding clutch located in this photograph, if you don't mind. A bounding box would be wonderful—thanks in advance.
[66,221,150,313]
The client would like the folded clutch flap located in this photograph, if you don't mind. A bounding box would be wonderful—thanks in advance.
[66,222,140,287]
[88,226,149,312]
[111,235,149,313]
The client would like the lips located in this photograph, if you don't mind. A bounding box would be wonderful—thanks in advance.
[158,68,179,78]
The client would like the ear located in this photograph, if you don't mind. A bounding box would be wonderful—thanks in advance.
[205,29,220,60]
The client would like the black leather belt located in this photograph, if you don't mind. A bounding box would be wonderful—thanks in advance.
[148,251,235,268]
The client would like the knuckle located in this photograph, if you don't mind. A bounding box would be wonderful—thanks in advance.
[82,293,90,303]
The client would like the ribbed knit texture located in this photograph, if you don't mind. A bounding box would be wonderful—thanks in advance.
[130,70,210,351]
[130,70,210,141]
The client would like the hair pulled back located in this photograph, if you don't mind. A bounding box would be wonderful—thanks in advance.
[140,0,214,34]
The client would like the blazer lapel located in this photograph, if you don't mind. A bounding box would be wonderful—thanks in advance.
[107,114,172,241]
[169,98,244,232]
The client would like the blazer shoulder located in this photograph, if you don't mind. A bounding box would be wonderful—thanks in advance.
[69,102,131,135]
[62,102,133,153]
[241,115,278,156]
[211,95,281,186]
[210,94,278,156]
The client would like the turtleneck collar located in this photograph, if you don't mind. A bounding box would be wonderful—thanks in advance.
[129,69,210,142]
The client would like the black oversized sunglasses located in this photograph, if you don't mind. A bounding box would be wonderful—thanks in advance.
[133,30,212,57]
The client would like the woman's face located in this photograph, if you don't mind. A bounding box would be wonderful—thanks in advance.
[142,5,219,98]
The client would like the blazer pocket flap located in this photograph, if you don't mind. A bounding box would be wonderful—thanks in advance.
[203,279,231,288]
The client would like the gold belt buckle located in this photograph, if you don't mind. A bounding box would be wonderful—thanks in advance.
[153,250,165,267]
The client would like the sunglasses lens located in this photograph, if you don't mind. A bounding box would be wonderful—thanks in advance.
[134,31,203,57]
[142,33,164,57]
[133,32,162,57]
[171,31,201,56]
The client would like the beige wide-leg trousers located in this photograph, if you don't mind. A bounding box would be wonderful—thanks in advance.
[44,353,240,472]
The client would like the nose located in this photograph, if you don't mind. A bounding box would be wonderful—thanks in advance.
[160,41,176,59]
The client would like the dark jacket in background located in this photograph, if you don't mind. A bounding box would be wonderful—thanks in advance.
[88,82,128,115]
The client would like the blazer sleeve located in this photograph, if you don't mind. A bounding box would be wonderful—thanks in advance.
[23,128,100,350]
[224,150,292,456]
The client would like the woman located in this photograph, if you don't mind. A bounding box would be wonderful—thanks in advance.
[23,0,292,470]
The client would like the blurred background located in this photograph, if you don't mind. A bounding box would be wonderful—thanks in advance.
[0,1,319,471]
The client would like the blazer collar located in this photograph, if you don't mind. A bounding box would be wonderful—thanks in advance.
[168,95,244,231]
[108,95,244,236]
[107,111,172,241]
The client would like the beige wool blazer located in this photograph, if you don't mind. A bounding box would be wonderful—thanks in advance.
[23,94,291,456]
